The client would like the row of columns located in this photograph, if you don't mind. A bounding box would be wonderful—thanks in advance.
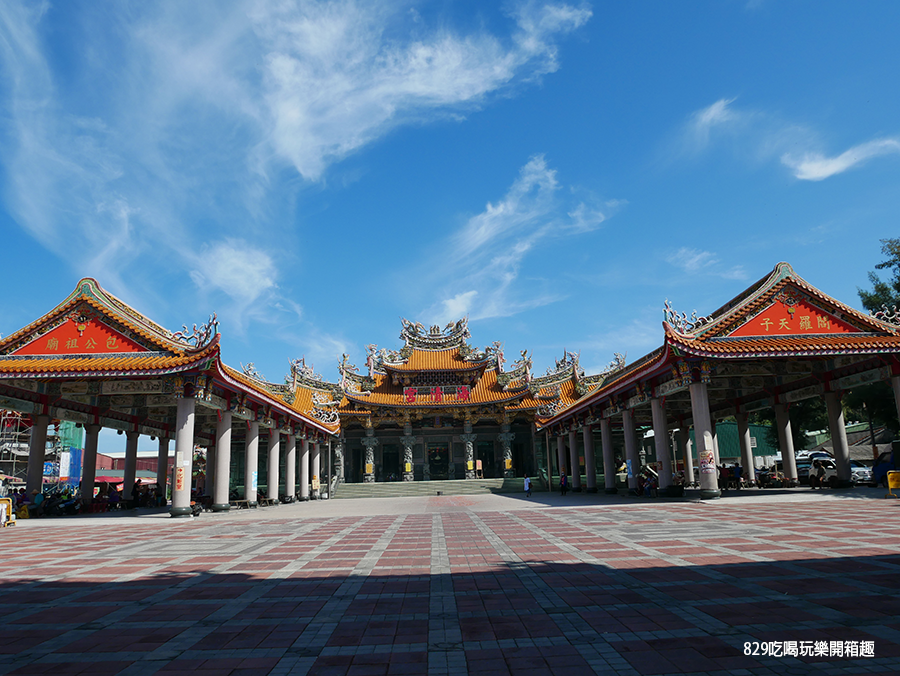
[24,397,335,518]
[549,372,900,498]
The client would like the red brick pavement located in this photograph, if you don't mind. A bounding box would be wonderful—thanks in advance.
[1,498,900,675]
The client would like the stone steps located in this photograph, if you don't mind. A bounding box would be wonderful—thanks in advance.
[334,477,544,499]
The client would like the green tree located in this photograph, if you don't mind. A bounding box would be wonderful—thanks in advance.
[843,382,899,435]
[858,238,900,312]
[750,398,828,451]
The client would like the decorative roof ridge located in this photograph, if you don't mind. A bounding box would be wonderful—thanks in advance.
[399,317,471,351]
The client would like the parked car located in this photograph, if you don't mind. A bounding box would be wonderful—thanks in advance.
[798,458,839,488]
[849,460,874,487]
[873,445,899,488]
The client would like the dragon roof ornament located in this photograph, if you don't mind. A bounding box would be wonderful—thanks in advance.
[240,362,266,382]
[400,317,470,351]
[172,313,218,348]
[664,299,712,334]
[871,304,900,326]
[288,356,326,387]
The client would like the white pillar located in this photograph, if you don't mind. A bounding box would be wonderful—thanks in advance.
[205,444,216,498]
[25,414,50,495]
[773,403,798,483]
[311,441,321,499]
[245,421,259,506]
[122,431,139,502]
[824,392,852,486]
[285,433,296,501]
[736,413,754,482]
[583,425,596,492]
[680,427,694,485]
[268,428,280,503]
[568,427,581,491]
[299,438,310,500]
[81,424,101,505]
[622,409,639,492]
[689,381,720,499]
[600,417,616,493]
[651,398,672,489]
[212,411,231,511]
[156,437,169,505]
[170,396,196,517]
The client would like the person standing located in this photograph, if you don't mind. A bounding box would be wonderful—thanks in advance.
[524,476,532,498]
[559,471,568,496]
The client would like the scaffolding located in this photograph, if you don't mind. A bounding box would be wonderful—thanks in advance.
[0,411,63,483]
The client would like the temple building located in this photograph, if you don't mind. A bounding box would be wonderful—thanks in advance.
[1,262,899,514]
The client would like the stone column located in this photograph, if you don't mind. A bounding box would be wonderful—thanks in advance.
[824,392,853,488]
[402,424,415,481]
[123,431,139,502]
[544,431,554,486]
[499,424,516,479]
[556,435,566,476]
[583,425,597,493]
[155,437,169,504]
[711,425,721,465]
[460,433,477,479]
[651,398,672,490]
[679,427,694,485]
[333,437,344,486]
[205,444,216,498]
[600,417,617,494]
[735,412,754,483]
[567,427,581,491]
[689,381,720,499]
[622,409,639,493]
[299,437,310,501]
[284,433,296,501]
[268,428,280,504]
[25,414,50,496]
[245,420,259,507]
[212,411,231,511]
[311,440,321,498]
[170,396,196,517]
[773,403,798,484]
[361,434,377,483]
[81,424,101,505]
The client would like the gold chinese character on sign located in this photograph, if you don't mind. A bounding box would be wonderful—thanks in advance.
[85,338,97,349]
[65,338,78,349]
[46,338,59,351]
[106,336,119,349]
[760,318,772,332]
[799,316,812,330]
[779,318,790,330]
[817,316,830,329]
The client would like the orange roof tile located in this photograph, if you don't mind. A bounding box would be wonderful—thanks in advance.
[384,348,485,372]
[0,348,215,376]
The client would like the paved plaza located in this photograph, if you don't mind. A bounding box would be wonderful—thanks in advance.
[3,489,900,676]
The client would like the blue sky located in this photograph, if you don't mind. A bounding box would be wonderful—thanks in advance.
[2,0,900,445]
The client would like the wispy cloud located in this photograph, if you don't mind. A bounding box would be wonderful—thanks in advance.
[666,247,747,280]
[0,0,590,321]
[424,155,623,324]
[689,97,739,149]
[781,137,900,181]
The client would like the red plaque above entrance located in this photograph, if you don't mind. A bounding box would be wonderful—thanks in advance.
[12,317,147,355]
[728,297,858,338]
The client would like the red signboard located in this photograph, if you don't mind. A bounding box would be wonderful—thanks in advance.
[404,387,416,403]
[457,386,470,402]
[13,317,147,355]
[728,299,858,338]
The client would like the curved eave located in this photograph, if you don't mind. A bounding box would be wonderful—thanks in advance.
[217,364,338,436]
[535,345,671,431]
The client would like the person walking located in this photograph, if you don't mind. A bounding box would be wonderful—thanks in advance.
[524,476,532,498]
[559,471,568,496]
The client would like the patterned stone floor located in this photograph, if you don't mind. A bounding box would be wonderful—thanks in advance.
[3,490,900,675]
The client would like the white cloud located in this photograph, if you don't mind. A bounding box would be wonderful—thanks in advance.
[781,137,900,181]
[666,247,748,280]
[0,0,590,320]
[425,155,622,324]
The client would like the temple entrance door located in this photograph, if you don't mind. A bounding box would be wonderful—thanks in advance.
[477,441,496,478]
[350,446,361,483]
[428,443,449,480]
[382,444,400,482]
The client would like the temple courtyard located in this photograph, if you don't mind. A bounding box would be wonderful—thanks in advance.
[3,489,900,676]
